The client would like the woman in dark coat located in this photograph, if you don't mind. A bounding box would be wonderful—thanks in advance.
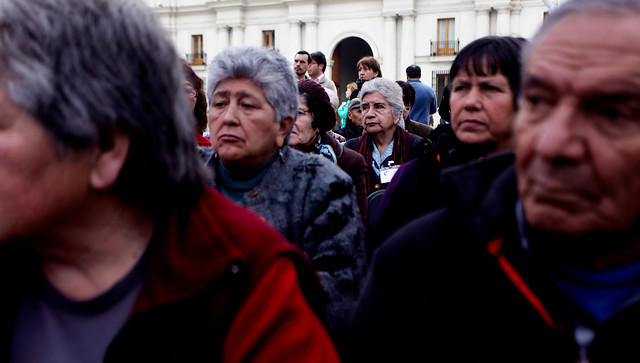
[290,79,368,224]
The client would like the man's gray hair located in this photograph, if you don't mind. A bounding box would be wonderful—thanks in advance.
[534,0,640,46]
[207,46,298,124]
[0,0,208,217]
[359,78,405,120]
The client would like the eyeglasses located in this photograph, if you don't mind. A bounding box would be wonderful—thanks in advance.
[298,109,312,117]
[183,87,197,98]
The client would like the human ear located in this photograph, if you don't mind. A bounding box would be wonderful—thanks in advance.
[276,116,295,148]
[89,131,130,190]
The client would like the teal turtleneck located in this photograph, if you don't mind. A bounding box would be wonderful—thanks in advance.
[217,151,279,204]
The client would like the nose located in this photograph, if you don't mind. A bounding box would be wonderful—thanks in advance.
[220,102,240,126]
[358,70,365,79]
[531,102,586,163]
[464,87,482,110]
[363,106,375,120]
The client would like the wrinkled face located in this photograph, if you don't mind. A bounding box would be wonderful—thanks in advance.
[293,54,310,78]
[289,95,318,148]
[208,78,289,171]
[362,91,399,135]
[358,65,378,81]
[0,88,95,242]
[516,13,640,236]
[349,108,363,128]
[450,68,515,152]
[308,60,322,79]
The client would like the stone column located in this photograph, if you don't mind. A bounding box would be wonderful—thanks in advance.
[510,6,521,36]
[400,14,415,77]
[231,25,244,46]
[475,9,490,38]
[289,21,302,55]
[496,8,511,36]
[383,15,397,80]
[217,26,229,53]
[305,21,318,51]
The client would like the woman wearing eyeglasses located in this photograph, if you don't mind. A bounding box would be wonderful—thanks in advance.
[182,59,211,147]
[290,80,368,225]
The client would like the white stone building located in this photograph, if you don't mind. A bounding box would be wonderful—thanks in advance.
[146,0,562,104]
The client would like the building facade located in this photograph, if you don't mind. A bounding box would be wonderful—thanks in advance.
[146,0,562,105]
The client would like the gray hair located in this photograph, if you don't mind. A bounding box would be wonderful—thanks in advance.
[0,0,208,217]
[358,78,405,120]
[207,46,298,124]
[528,0,640,57]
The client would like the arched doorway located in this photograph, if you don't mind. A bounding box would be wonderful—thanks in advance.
[331,37,373,103]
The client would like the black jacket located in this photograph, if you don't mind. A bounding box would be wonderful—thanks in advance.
[348,153,640,362]
[370,124,492,253]
[335,118,363,142]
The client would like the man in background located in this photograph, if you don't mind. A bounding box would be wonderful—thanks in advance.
[406,64,437,126]
[309,51,338,96]
[293,50,311,81]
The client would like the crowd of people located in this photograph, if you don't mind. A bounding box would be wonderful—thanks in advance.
[1,0,640,361]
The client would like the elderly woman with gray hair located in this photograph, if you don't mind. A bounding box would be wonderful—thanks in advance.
[200,46,366,349]
[345,78,422,194]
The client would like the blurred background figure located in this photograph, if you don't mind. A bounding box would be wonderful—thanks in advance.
[182,60,211,147]
[357,56,382,81]
[371,35,526,253]
[396,80,433,138]
[406,64,438,126]
[202,46,366,350]
[292,79,368,225]
[336,98,364,141]
[309,51,339,109]
[338,81,358,127]
[438,83,452,123]
[345,78,422,195]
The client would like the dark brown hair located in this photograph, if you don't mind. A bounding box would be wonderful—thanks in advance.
[182,59,208,134]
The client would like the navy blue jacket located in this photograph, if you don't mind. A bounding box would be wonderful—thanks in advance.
[348,153,640,362]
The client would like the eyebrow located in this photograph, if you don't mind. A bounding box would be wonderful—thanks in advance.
[213,90,257,99]
[522,74,554,90]
[362,102,387,107]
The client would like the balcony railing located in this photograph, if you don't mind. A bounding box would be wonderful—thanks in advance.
[186,52,207,66]
[430,40,459,56]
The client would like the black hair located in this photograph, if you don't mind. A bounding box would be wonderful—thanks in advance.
[406,65,421,78]
[438,83,451,122]
[296,50,311,63]
[396,80,416,107]
[450,36,527,108]
[310,51,327,72]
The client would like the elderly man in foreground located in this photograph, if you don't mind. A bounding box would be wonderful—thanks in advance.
[348,0,640,361]
[0,0,339,361]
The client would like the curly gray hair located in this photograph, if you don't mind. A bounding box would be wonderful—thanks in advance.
[207,46,298,124]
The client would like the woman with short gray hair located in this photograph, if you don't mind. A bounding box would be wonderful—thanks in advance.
[201,46,366,349]
[345,78,422,194]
